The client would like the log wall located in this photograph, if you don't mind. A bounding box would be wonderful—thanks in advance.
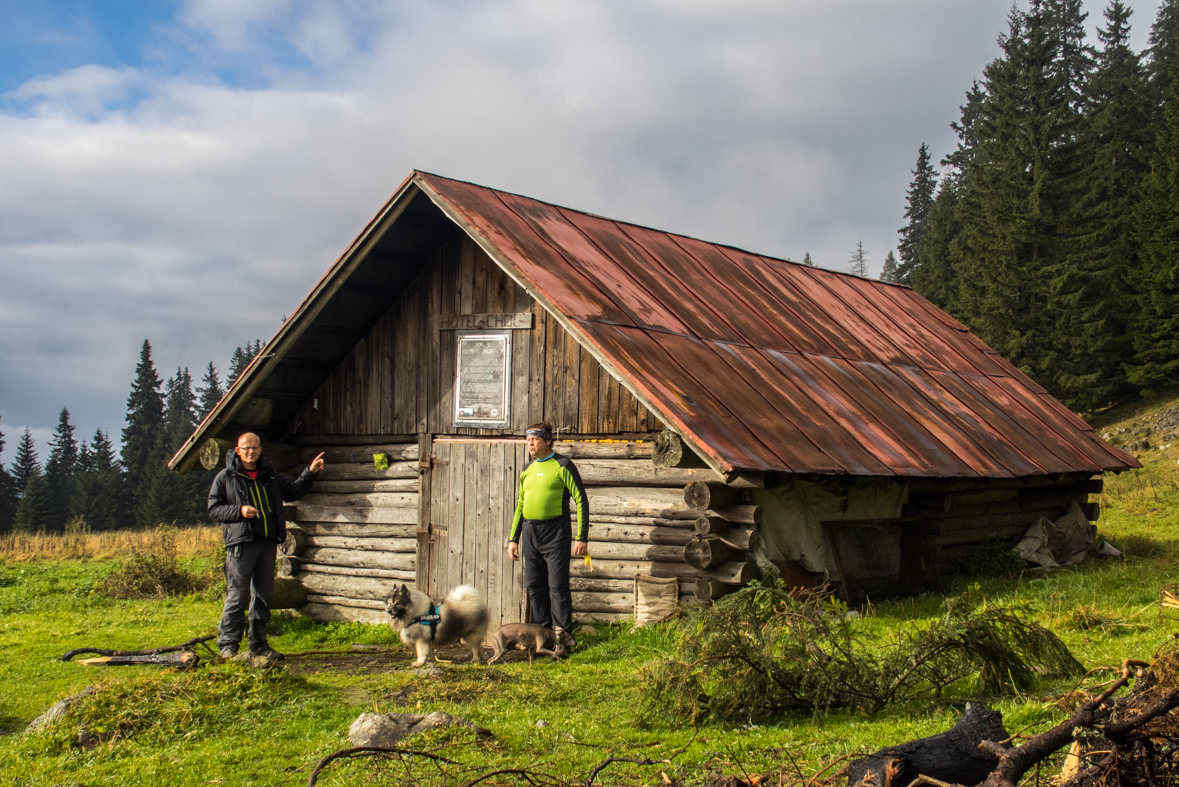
[291,232,660,438]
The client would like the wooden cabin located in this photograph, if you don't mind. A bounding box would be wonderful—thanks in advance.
[169,171,1140,626]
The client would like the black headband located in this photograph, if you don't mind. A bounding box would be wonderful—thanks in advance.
[526,428,553,441]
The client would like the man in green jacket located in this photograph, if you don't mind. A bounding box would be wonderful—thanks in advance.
[506,422,588,643]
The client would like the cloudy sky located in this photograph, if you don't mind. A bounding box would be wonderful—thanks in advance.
[0,0,1163,460]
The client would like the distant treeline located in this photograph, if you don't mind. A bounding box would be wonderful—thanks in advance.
[889,0,1179,413]
[0,339,263,532]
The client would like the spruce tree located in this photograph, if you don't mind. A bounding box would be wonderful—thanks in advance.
[14,469,52,532]
[121,340,164,527]
[228,339,263,385]
[802,252,815,267]
[43,407,78,530]
[139,368,205,527]
[196,362,224,419]
[896,143,939,285]
[71,429,120,531]
[880,251,900,283]
[11,427,39,496]
[847,241,869,277]
[912,177,963,310]
[1129,55,1179,389]
[1146,0,1179,108]
[0,417,16,531]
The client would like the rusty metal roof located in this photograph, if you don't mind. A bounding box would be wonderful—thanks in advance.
[171,170,1139,479]
[414,172,1138,478]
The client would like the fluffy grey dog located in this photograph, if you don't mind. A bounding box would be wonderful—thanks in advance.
[486,623,573,665]
[385,584,489,666]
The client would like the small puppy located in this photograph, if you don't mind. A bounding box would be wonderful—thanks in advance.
[385,584,490,667]
[486,623,573,665]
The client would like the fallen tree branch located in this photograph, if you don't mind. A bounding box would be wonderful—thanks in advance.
[1102,688,1179,740]
[306,746,459,787]
[584,756,670,787]
[59,634,215,662]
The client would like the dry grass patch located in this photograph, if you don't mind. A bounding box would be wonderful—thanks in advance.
[0,522,220,562]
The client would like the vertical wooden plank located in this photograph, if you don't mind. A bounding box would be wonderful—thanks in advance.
[599,366,618,434]
[486,442,503,632]
[513,443,529,623]
[513,284,531,433]
[459,237,476,316]
[579,349,598,434]
[415,434,431,591]
[391,291,408,432]
[528,300,546,428]
[438,239,459,436]
[416,277,430,436]
[426,252,442,434]
[446,443,464,594]
[472,244,489,315]
[546,310,564,429]
[428,441,446,597]
[474,443,490,610]
[462,443,478,586]
[563,330,581,435]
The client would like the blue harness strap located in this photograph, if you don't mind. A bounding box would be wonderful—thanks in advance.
[409,603,442,636]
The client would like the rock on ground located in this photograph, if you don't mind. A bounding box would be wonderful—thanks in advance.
[348,711,491,747]
[26,686,97,734]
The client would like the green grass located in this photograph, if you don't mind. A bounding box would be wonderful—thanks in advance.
[4,463,1179,786]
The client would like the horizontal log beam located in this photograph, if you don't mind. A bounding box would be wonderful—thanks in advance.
[295,505,417,525]
[308,479,419,494]
[299,443,420,464]
[652,431,707,468]
[298,571,404,602]
[292,434,418,446]
[584,486,691,518]
[569,559,700,581]
[315,461,418,481]
[700,561,755,586]
[302,547,415,571]
[305,535,417,553]
[589,523,695,547]
[569,577,695,596]
[683,536,739,571]
[299,492,419,509]
[300,563,416,582]
[571,591,634,613]
[573,611,633,625]
[290,522,417,539]
[574,459,722,488]
[299,602,388,625]
[683,482,740,512]
[583,541,685,563]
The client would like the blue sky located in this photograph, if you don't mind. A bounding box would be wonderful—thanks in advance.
[0,0,1166,461]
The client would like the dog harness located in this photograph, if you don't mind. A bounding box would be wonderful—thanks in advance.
[405,603,442,637]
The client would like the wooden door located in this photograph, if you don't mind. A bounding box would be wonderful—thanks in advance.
[427,439,529,633]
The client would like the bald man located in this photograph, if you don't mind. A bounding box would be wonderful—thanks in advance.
[208,432,324,659]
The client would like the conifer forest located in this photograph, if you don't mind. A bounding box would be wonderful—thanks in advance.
[891,0,1179,414]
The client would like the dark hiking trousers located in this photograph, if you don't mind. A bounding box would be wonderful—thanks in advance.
[521,515,573,631]
[217,539,277,652]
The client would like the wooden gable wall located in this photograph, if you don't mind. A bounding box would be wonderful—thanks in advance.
[292,230,661,437]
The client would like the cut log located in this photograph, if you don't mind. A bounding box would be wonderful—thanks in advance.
[299,563,415,582]
[588,523,695,546]
[280,529,309,557]
[652,431,708,468]
[298,492,418,509]
[277,557,299,578]
[683,482,740,512]
[694,516,731,536]
[583,487,691,518]
[307,479,419,494]
[710,504,762,526]
[723,471,782,489]
[295,505,417,525]
[200,438,232,471]
[571,591,634,613]
[569,559,700,581]
[574,459,723,487]
[305,535,417,553]
[716,526,759,552]
[572,611,633,625]
[847,703,1010,787]
[584,541,685,562]
[299,443,420,464]
[683,536,739,571]
[700,561,755,586]
[314,461,417,481]
[297,571,402,602]
[299,602,388,625]
[272,576,309,609]
[290,522,417,539]
[301,547,414,572]
[694,578,737,601]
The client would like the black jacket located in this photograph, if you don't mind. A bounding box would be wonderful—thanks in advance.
[207,450,316,547]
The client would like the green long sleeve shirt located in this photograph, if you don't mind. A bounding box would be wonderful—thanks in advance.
[509,453,590,542]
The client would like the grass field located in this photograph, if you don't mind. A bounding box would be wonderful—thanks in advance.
[3,404,1179,786]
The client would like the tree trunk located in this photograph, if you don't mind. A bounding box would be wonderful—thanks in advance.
[848,704,1010,787]
[200,438,232,471]
[652,431,708,468]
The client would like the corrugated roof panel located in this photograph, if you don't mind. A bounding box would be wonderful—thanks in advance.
[494,193,690,334]
[573,320,769,471]
[788,266,915,365]
[419,176,635,325]
[889,366,1048,476]
[612,223,747,344]
[991,377,1128,470]
[714,343,892,475]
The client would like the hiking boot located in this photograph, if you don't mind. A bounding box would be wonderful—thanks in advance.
[249,645,285,661]
[219,646,238,659]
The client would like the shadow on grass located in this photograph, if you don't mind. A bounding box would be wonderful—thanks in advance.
[0,715,28,735]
